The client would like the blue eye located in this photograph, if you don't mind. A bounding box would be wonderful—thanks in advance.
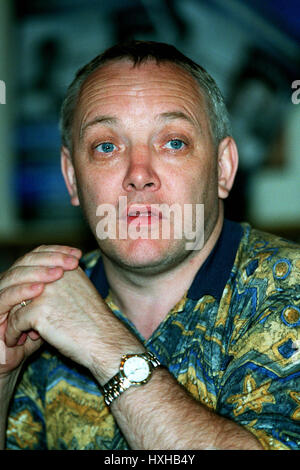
[164,139,185,150]
[95,142,116,153]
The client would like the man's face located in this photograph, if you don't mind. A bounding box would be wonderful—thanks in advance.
[63,60,222,272]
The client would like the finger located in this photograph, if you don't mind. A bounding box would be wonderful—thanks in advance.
[17,329,40,345]
[12,251,80,271]
[5,302,37,347]
[17,332,28,346]
[0,265,64,291]
[0,283,44,315]
[28,330,40,341]
[17,333,43,352]
[32,245,82,258]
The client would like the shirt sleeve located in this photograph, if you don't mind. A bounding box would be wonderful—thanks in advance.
[6,353,48,450]
[216,291,300,450]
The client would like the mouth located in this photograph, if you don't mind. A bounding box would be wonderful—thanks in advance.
[123,204,163,225]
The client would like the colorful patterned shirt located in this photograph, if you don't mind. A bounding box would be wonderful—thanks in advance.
[6,220,300,450]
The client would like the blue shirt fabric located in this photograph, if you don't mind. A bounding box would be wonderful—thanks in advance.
[6,220,300,449]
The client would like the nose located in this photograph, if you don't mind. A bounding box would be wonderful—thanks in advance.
[122,147,161,193]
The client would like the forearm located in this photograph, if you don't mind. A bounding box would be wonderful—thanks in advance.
[89,316,263,450]
[108,367,263,450]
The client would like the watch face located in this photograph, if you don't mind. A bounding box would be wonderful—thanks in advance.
[123,356,150,383]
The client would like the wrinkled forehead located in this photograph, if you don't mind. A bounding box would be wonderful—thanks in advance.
[79,58,203,95]
[74,59,211,133]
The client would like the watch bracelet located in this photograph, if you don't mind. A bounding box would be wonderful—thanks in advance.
[104,374,131,406]
[103,351,161,406]
[144,350,161,368]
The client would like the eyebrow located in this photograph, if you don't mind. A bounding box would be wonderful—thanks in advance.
[157,111,194,125]
[156,111,201,133]
[79,110,200,141]
[80,115,119,140]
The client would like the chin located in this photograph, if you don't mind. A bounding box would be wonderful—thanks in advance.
[100,237,191,273]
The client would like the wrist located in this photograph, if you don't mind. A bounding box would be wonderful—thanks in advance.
[85,305,152,386]
[102,351,161,406]
[88,325,147,386]
[89,345,147,385]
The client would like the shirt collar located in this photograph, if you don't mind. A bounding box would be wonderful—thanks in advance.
[90,219,243,303]
[187,219,243,301]
[89,253,110,299]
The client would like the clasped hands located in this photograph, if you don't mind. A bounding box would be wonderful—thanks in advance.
[0,245,117,381]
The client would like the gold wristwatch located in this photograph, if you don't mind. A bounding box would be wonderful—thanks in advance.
[103,351,161,406]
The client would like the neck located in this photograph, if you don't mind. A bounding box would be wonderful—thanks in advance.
[102,207,224,339]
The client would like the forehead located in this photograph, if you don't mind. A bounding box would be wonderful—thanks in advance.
[74,60,211,137]
[81,59,201,91]
[81,60,205,107]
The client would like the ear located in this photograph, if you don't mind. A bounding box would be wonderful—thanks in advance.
[217,137,239,200]
[61,146,80,206]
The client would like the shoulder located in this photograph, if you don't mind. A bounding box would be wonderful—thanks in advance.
[225,224,300,365]
[223,224,300,345]
[236,223,300,292]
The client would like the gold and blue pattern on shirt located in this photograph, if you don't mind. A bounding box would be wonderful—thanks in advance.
[6,221,300,450]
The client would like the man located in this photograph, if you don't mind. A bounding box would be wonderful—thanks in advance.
[0,41,299,450]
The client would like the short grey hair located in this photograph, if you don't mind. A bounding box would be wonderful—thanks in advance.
[60,40,232,152]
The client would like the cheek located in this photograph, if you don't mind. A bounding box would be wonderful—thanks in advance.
[75,174,105,223]
[167,160,208,202]
[75,165,118,206]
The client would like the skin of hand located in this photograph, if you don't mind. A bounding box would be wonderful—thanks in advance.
[0,245,82,376]
[3,261,142,384]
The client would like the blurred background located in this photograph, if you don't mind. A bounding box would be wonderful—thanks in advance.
[0,0,299,271]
